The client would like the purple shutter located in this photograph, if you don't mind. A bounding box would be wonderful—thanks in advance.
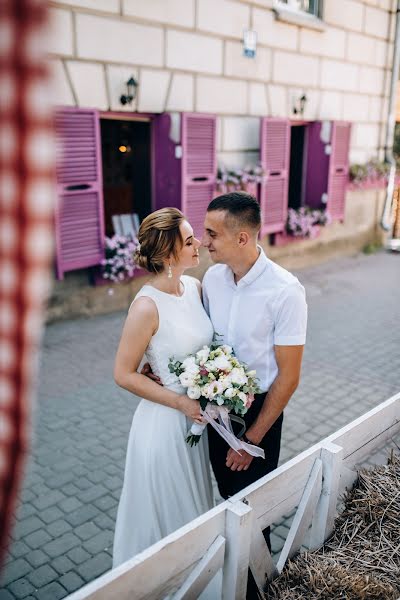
[181,113,217,238]
[54,108,104,279]
[152,113,181,211]
[327,121,351,221]
[259,118,291,235]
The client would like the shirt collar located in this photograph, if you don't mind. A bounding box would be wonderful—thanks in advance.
[224,246,268,288]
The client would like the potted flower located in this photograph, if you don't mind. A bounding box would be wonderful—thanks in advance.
[101,234,139,283]
[349,159,391,188]
[286,207,331,239]
[216,164,264,198]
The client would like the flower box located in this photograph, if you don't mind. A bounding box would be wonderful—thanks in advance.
[273,225,321,247]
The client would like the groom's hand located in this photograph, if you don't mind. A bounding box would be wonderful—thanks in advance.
[141,362,162,385]
[226,448,253,471]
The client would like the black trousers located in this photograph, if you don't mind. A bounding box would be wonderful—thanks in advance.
[208,393,283,600]
[208,392,283,499]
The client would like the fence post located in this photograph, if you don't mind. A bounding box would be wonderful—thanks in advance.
[309,442,343,550]
[223,500,253,600]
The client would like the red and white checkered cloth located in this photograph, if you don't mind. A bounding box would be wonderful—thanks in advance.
[0,0,55,565]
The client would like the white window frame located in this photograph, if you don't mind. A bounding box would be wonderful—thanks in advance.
[273,0,325,31]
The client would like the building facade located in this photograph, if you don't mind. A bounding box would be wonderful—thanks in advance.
[48,0,395,299]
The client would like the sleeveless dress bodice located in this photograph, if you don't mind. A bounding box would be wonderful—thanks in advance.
[137,275,214,394]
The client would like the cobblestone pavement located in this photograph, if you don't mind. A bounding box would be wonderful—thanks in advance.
[1,250,399,599]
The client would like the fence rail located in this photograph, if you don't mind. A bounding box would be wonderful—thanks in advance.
[66,391,400,600]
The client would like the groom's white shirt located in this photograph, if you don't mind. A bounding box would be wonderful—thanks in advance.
[202,248,307,393]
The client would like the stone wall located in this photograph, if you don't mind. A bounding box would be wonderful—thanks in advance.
[49,0,395,168]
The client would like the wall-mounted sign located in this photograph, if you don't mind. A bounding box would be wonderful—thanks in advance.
[243,29,257,58]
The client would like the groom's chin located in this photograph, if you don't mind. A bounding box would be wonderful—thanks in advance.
[208,252,219,263]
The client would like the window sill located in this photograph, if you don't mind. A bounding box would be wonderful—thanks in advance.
[273,4,326,31]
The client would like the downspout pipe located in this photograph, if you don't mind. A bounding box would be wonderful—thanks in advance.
[381,0,400,232]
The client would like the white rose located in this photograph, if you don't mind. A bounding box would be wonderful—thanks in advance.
[182,357,200,376]
[238,391,247,404]
[179,372,196,387]
[196,347,210,365]
[216,396,225,406]
[213,355,232,371]
[221,344,233,355]
[187,385,201,400]
[205,360,217,372]
[224,387,236,399]
[230,367,248,386]
[247,369,256,378]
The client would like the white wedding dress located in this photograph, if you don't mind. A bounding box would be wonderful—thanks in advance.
[113,275,221,598]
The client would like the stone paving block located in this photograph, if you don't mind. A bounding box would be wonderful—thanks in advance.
[74,522,101,541]
[42,532,80,559]
[14,517,44,539]
[64,505,99,528]
[93,495,117,512]
[8,578,35,599]
[76,552,111,582]
[24,529,52,550]
[0,590,15,600]
[77,485,108,504]
[66,546,91,566]
[25,549,48,569]
[38,506,64,525]
[82,530,113,555]
[33,581,66,600]
[57,497,82,515]
[15,504,36,521]
[46,472,75,490]
[32,491,66,511]
[74,477,92,492]
[10,541,30,559]
[93,513,115,531]
[1,558,32,586]
[51,556,75,575]
[62,484,80,497]
[273,525,290,541]
[58,571,84,593]
[27,565,58,588]
[47,519,72,538]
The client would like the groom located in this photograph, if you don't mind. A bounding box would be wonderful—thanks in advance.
[202,192,307,511]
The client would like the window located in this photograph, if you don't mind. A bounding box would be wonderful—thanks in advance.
[280,0,322,18]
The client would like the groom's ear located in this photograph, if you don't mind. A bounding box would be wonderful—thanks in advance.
[237,231,250,246]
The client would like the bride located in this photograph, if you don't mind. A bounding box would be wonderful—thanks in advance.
[112,208,218,593]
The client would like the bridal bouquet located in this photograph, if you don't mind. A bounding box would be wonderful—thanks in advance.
[168,340,265,458]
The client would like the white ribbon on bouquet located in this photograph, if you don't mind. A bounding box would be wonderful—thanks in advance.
[189,404,265,459]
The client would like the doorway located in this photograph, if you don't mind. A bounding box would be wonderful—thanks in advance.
[288,124,307,210]
[100,118,152,237]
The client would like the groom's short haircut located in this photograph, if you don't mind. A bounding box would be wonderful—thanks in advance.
[207,192,261,232]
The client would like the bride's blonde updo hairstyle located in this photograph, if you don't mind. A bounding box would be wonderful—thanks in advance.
[134,208,185,274]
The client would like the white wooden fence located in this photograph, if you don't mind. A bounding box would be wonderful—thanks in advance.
[67,391,400,600]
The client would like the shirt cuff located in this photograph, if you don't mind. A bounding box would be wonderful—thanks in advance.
[274,334,306,346]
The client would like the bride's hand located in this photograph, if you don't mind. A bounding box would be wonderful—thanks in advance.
[178,395,205,425]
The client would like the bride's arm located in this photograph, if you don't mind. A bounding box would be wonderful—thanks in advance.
[114,297,203,422]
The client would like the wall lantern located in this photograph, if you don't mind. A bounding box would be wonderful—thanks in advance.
[293,93,307,116]
[120,76,138,106]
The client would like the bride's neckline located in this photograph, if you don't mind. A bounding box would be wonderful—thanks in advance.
[144,279,186,298]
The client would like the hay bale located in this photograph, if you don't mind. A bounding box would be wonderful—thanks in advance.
[265,453,400,599]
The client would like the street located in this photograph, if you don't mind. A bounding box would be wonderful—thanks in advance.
[1,250,399,600]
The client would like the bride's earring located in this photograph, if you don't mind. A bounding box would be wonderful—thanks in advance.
[168,263,172,279]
